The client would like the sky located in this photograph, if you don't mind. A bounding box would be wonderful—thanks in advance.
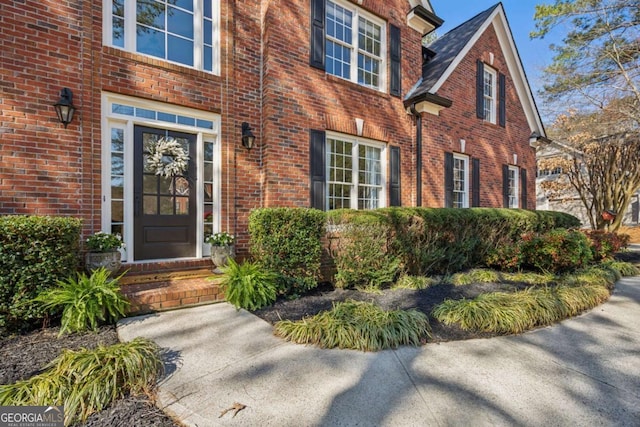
[430,0,565,113]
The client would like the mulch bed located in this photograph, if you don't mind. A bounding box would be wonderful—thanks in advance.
[2,250,637,425]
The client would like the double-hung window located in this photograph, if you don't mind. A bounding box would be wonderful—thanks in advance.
[325,0,385,90]
[507,166,519,208]
[453,154,469,208]
[483,66,497,124]
[327,135,385,210]
[105,0,220,74]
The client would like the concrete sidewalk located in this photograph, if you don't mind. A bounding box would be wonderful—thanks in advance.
[118,277,640,426]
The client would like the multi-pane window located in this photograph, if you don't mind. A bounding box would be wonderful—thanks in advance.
[325,0,384,90]
[483,66,497,123]
[327,136,384,210]
[508,166,519,208]
[110,128,125,239]
[106,0,219,74]
[453,155,469,208]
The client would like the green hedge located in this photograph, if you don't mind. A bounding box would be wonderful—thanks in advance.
[249,208,325,296]
[0,215,82,332]
[327,208,581,285]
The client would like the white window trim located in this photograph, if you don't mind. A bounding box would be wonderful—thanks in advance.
[453,153,469,208]
[483,65,497,124]
[326,0,387,92]
[508,165,519,208]
[326,132,387,210]
[101,92,222,263]
[102,0,220,75]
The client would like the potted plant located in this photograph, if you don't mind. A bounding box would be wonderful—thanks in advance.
[205,232,235,273]
[85,231,125,275]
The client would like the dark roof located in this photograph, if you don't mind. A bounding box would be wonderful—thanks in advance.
[405,3,501,106]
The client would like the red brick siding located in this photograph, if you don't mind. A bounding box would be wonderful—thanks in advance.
[421,25,537,208]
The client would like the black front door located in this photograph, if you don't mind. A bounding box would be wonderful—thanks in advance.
[134,126,196,260]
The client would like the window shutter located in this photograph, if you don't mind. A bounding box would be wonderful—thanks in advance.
[390,146,401,206]
[476,60,484,119]
[310,130,326,210]
[520,168,528,209]
[472,158,480,207]
[310,0,325,70]
[390,24,401,97]
[444,152,454,208]
[498,73,506,127]
[502,164,509,208]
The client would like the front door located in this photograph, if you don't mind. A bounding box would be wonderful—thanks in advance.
[133,126,197,260]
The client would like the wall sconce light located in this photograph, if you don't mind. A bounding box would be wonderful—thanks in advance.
[53,88,76,128]
[241,122,256,150]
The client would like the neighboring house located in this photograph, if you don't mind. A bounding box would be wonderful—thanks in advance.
[0,1,545,268]
[536,142,640,227]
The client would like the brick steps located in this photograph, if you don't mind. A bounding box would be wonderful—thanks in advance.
[120,268,226,314]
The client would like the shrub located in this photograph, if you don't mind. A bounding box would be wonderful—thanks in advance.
[219,258,278,311]
[0,215,82,332]
[249,208,325,296]
[330,214,400,289]
[485,242,524,272]
[32,268,129,335]
[326,208,581,280]
[274,300,430,351]
[585,230,630,261]
[0,338,161,425]
[520,229,593,273]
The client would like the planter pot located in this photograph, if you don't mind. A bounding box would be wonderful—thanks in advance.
[210,244,235,273]
[85,251,122,275]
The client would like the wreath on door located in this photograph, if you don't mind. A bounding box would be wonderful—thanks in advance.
[146,137,189,178]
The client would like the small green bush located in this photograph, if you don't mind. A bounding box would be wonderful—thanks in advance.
[0,337,161,425]
[249,208,325,296]
[32,268,129,335]
[485,242,524,272]
[275,300,430,351]
[585,230,630,261]
[330,213,400,289]
[520,229,593,273]
[0,215,82,332]
[219,258,278,311]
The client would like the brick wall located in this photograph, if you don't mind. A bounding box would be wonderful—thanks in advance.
[421,25,537,208]
[261,0,422,208]
[0,0,86,219]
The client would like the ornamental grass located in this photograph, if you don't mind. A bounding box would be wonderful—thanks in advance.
[274,300,430,351]
[432,284,612,335]
[0,338,162,425]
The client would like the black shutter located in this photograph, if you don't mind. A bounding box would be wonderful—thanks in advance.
[520,168,527,209]
[498,72,506,127]
[390,146,401,206]
[444,152,454,208]
[390,24,401,97]
[310,0,325,70]
[472,158,480,207]
[502,164,509,208]
[310,130,326,210]
[476,60,484,119]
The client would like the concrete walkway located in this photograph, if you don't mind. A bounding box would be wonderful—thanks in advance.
[118,277,640,426]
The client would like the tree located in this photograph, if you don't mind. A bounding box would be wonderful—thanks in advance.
[531,0,640,125]
[538,104,640,231]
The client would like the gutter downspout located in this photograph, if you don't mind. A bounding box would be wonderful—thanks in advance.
[409,104,422,207]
